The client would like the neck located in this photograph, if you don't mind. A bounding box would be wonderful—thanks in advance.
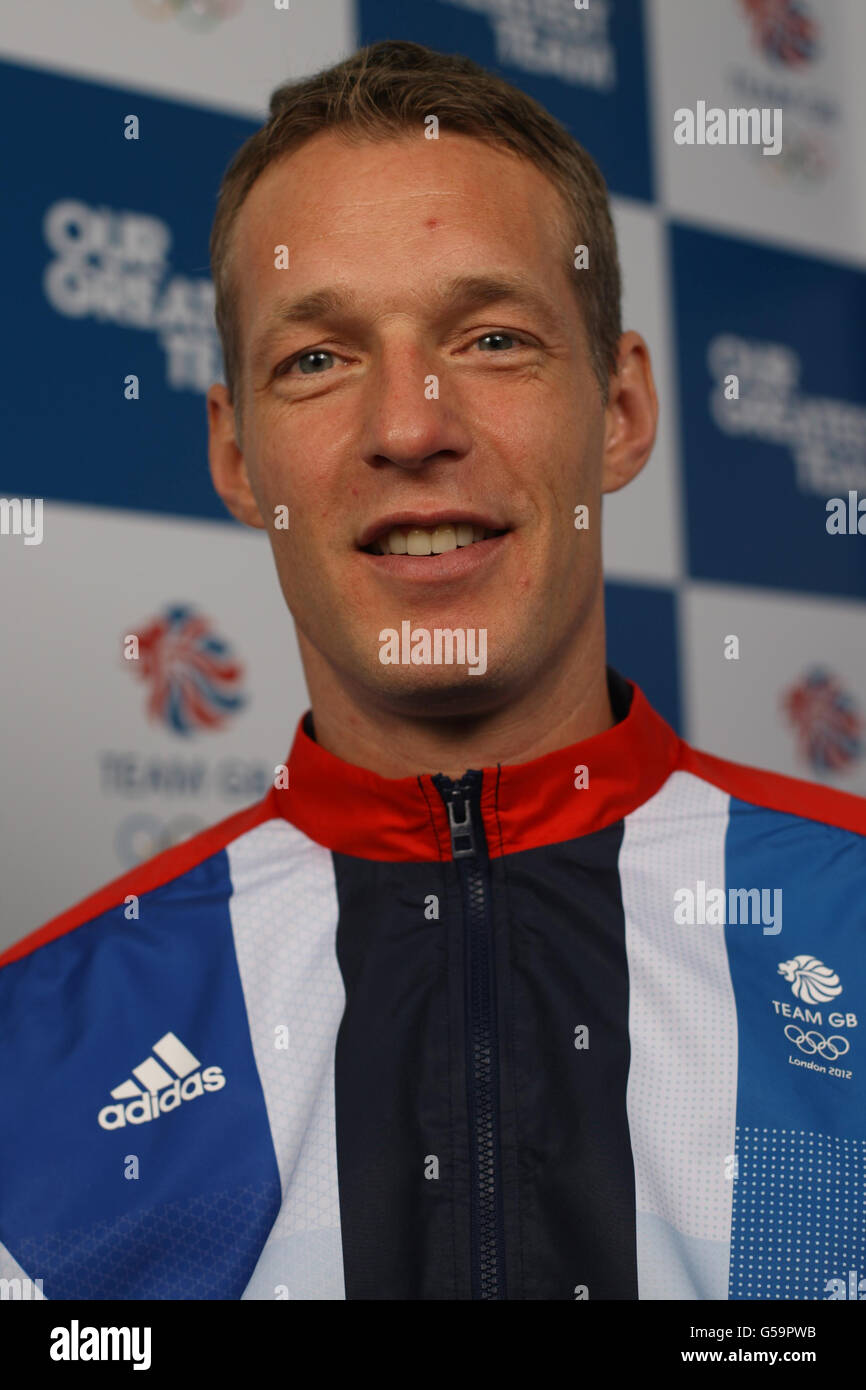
[296,613,615,780]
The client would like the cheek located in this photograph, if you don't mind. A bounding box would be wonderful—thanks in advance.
[253,433,325,520]
[505,391,579,467]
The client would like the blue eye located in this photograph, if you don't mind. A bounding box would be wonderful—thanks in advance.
[275,332,528,380]
[293,350,335,375]
[274,349,337,378]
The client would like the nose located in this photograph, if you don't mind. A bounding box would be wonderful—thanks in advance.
[359,333,473,472]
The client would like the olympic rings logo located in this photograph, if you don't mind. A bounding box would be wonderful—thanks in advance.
[132,0,242,30]
[784,1024,850,1060]
[115,813,206,867]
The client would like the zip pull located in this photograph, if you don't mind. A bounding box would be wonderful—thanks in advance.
[445,791,476,859]
[432,770,483,859]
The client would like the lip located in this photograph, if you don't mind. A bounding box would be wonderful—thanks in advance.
[357,510,507,551]
[359,529,512,583]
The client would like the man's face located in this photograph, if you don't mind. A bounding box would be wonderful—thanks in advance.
[210,129,616,717]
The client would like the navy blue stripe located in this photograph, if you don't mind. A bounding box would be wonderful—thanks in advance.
[332,853,469,1299]
[491,822,639,1299]
[331,815,638,1299]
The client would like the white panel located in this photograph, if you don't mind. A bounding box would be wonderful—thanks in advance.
[681,579,866,795]
[0,0,355,118]
[227,818,346,1301]
[0,1240,47,1298]
[604,196,684,584]
[0,501,309,946]
[620,770,738,1299]
[648,0,866,266]
[844,0,866,252]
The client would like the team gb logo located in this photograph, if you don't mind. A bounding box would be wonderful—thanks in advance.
[777,955,843,1005]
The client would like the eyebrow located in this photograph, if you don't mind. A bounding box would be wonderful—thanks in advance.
[249,272,565,367]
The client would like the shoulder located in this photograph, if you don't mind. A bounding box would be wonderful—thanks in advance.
[677,741,866,841]
[0,792,281,975]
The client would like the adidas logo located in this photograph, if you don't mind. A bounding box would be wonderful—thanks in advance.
[97,1031,225,1130]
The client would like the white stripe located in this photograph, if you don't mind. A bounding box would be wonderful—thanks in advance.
[110,1079,142,1100]
[620,771,738,1299]
[0,1240,46,1298]
[152,1031,200,1078]
[132,1058,175,1092]
[226,818,346,1301]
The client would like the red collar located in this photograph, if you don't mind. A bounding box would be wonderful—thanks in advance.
[271,670,682,861]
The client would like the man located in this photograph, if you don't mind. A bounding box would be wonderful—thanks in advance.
[1,41,864,1302]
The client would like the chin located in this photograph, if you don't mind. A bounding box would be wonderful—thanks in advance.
[367,664,517,720]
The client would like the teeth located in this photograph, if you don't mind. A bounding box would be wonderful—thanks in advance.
[372,523,497,556]
[431,525,457,554]
[407,528,433,556]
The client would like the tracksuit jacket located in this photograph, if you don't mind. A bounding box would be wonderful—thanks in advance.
[1,667,864,1301]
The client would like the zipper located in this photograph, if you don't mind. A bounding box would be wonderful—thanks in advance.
[432,769,506,1300]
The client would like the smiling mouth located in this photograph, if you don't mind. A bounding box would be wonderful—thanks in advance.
[361,524,509,556]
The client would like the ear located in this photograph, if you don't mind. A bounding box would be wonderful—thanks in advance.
[206,382,267,529]
[600,331,658,495]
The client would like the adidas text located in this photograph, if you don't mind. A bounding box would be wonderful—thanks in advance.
[98,1067,225,1129]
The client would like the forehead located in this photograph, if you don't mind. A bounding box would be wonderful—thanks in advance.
[231,129,573,351]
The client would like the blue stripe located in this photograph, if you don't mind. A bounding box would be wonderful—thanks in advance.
[724,800,866,1300]
[0,850,281,1299]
